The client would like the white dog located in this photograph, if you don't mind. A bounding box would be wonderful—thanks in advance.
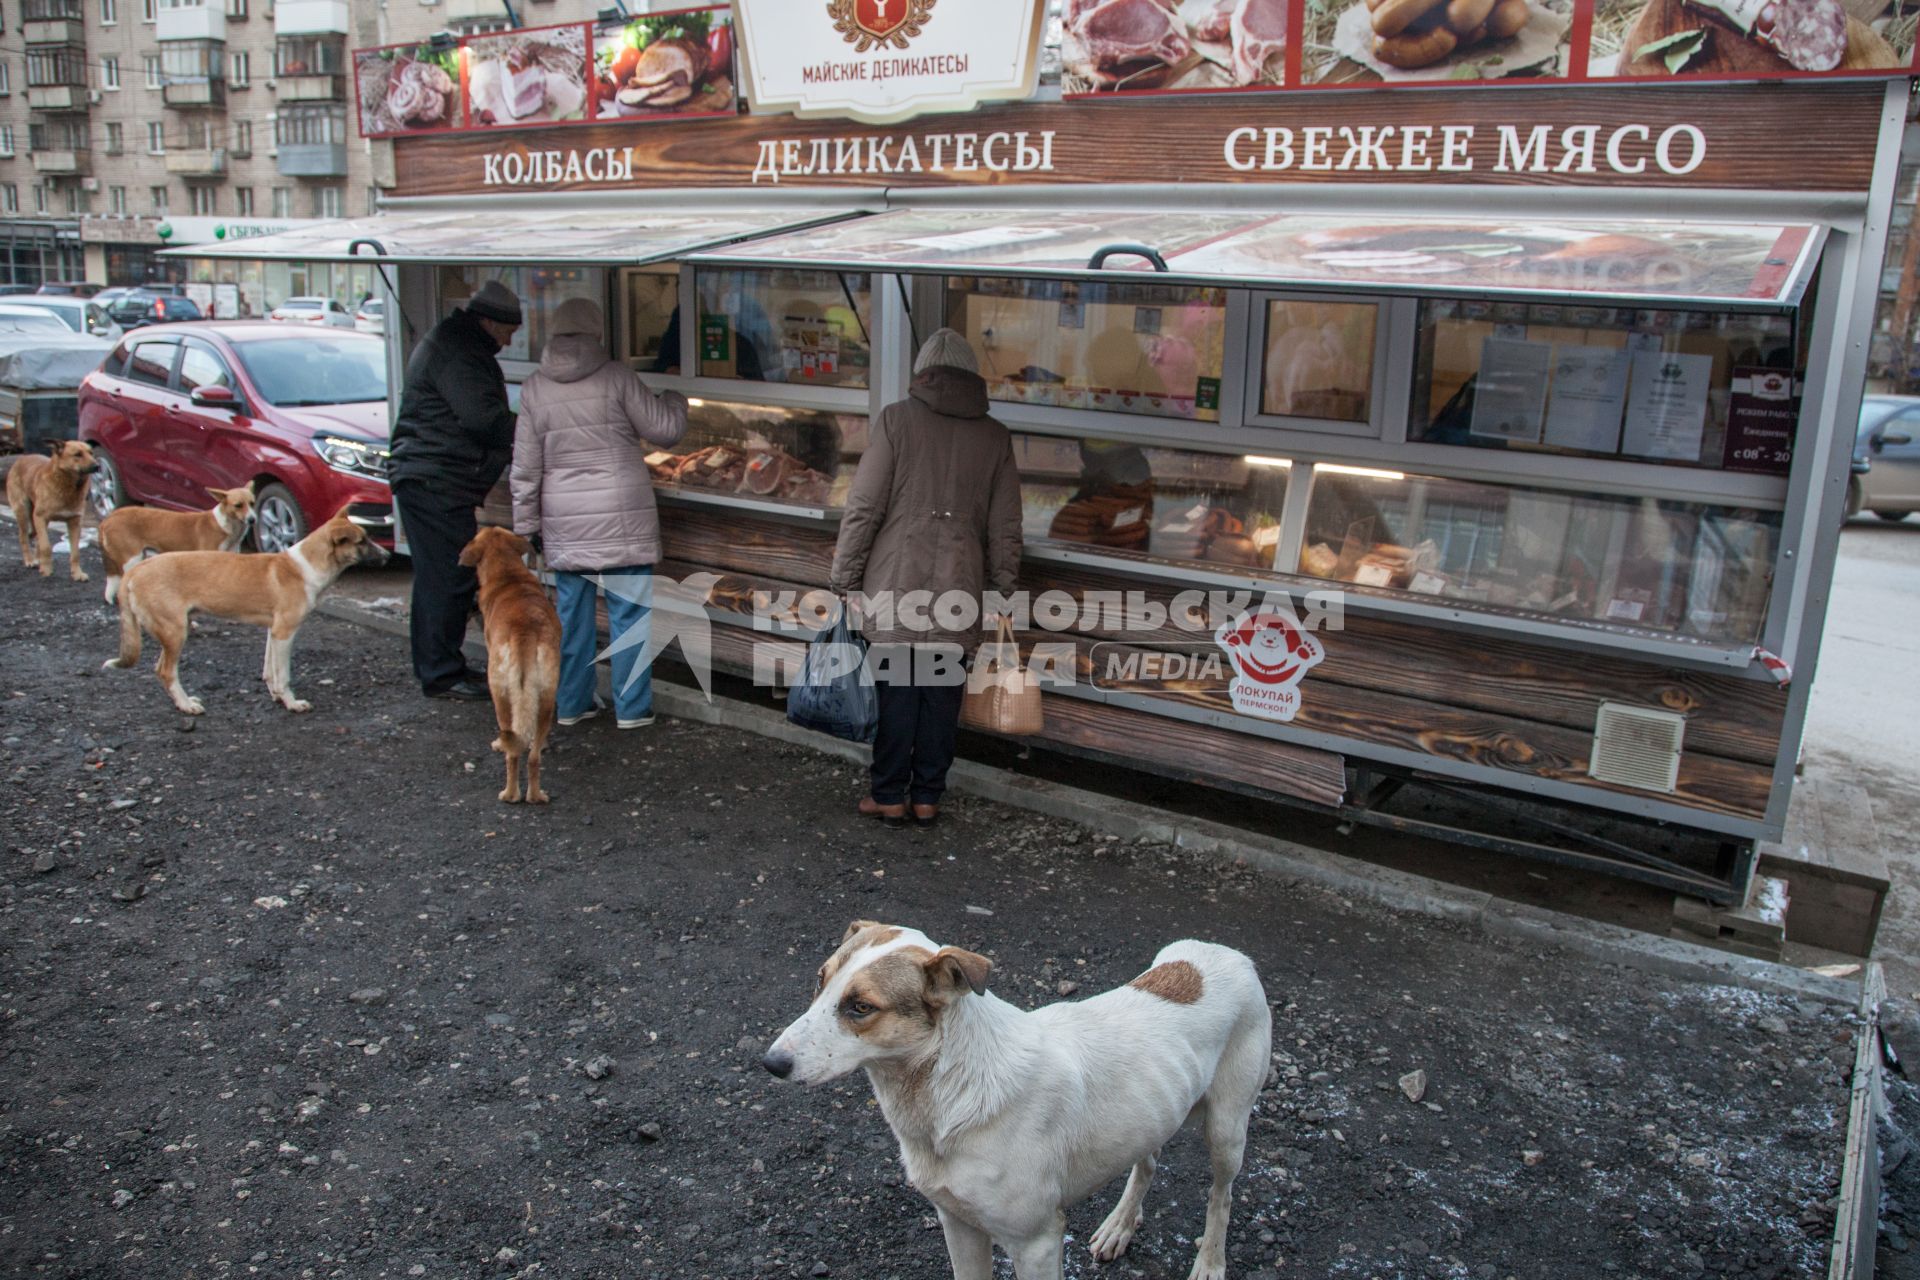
[763,922,1273,1280]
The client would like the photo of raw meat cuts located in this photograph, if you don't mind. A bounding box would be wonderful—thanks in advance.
[354,44,461,138]
[1584,0,1910,78]
[593,8,737,122]
[1062,0,1288,93]
[465,26,590,130]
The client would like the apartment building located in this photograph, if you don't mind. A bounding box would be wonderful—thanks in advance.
[0,0,626,291]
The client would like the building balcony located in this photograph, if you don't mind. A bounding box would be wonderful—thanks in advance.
[30,148,89,175]
[157,3,226,42]
[273,0,349,35]
[25,85,86,111]
[278,73,345,102]
[162,79,226,108]
[165,147,227,176]
[277,142,345,177]
[445,0,509,22]
[24,19,85,45]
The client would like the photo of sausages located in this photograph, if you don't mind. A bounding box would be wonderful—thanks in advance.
[1306,0,1571,81]
[1587,0,1911,77]
[1376,23,1462,62]
[1367,0,1535,64]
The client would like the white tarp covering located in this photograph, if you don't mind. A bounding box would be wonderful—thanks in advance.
[0,333,111,392]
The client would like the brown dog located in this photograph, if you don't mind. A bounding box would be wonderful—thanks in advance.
[7,439,99,581]
[99,484,257,604]
[459,527,561,804]
[105,509,387,715]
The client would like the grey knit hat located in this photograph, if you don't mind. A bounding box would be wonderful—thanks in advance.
[465,279,523,326]
[913,327,979,375]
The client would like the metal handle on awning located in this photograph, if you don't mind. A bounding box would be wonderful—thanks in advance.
[348,238,408,347]
[1087,244,1169,273]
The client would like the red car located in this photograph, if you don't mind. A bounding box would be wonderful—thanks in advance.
[79,322,393,553]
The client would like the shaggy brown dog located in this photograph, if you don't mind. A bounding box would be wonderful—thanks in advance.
[99,483,257,604]
[7,439,99,581]
[460,527,561,804]
[106,510,387,715]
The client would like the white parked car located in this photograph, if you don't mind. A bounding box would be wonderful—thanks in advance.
[270,296,355,327]
[0,304,76,335]
[354,297,386,335]
[7,294,122,341]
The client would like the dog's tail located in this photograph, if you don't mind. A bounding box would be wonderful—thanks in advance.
[103,576,141,670]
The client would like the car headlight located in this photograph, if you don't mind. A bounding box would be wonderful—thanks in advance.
[314,433,390,480]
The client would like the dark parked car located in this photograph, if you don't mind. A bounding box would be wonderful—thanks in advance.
[79,322,393,552]
[107,290,204,330]
[1852,395,1920,521]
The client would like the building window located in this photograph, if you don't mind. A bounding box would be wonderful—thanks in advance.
[104,121,123,154]
[275,34,345,76]
[189,186,216,215]
[235,186,253,216]
[110,185,127,215]
[0,126,13,158]
[143,0,156,20]
[26,47,85,89]
[101,0,118,22]
[233,118,251,155]
[229,51,248,87]
[146,121,166,154]
[0,185,15,214]
[225,0,245,15]
[144,54,162,88]
[275,104,346,149]
[101,56,120,89]
[161,41,222,86]
[150,185,168,214]
[32,184,46,215]
[0,61,11,97]
[65,187,89,215]
[270,186,291,218]
[314,186,342,218]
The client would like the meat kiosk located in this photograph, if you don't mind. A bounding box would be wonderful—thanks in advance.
[193,0,1911,910]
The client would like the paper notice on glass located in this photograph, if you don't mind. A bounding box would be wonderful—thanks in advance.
[1623,350,1713,461]
[1469,337,1551,443]
[1542,344,1630,453]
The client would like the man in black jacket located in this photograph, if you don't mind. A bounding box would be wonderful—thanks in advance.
[391,280,522,700]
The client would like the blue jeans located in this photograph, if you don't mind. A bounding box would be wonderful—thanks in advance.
[554,566,652,722]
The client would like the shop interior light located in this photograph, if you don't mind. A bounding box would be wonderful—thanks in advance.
[1244,455,1293,469]
[1317,463,1406,481]
[687,398,705,407]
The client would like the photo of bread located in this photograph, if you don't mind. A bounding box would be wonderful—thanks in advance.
[1586,0,1913,75]
[354,43,460,138]
[1062,0,1288,94]
[465,26,590,129]
[1302,0,1572,82]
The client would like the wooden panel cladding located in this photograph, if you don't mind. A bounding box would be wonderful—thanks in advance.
[652,505,1783,822]
[392,81,1886,198]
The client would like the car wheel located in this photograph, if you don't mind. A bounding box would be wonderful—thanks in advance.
[88,446,125,523]
[1872,510,1913,523]
[251,483,309,553]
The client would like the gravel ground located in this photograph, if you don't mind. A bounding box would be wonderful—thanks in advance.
[0,561,1858,1280]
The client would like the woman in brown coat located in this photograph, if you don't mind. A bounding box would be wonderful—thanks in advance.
[830,329,1024,828]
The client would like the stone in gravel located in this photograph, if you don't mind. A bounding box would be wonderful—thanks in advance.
[637,1122,661,1142]
[111,1190,133,1209]
[1399,1070,1428,1103]
[584,1055,615,1080]
[31,852,55,874]
[965,905,993,916]
[1056,980,1080,997]
[348,988,388,1007]
[110,797,136,810]
[1757,1015,1789,1035]
[485,1014,512,1028]
[1522,1149,1546,1166]
[112,884,145,903]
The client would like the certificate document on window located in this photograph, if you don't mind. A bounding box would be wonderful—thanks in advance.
[1469,337,1551,444]
[1623,350,1712,462]
[1543,344,1630,453]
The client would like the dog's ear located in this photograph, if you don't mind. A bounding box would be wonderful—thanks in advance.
[923,947,992,1000]
[457,539,483,568]
[841,919,883,945]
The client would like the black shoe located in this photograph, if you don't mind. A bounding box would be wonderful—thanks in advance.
[426,679,491,702]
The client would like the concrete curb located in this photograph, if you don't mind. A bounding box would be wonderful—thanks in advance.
[317,595,1861,1007]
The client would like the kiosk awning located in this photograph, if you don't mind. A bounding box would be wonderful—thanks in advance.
[688,209,1825,308]
[159,209,869,267]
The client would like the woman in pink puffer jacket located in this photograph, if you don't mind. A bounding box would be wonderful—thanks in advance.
[510,297,688,729]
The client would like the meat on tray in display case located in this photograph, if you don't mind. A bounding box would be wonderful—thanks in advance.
[1063,0,1288,93]
[465,27,591,128]
[1586,0,1911,76]
[594,7,738,120]
[644,402,855,509]
[1303,0,1573,82]
[355,43,461,137]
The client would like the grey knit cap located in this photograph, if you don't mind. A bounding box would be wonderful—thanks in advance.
[913,327,979,375]
[465,279,523,326]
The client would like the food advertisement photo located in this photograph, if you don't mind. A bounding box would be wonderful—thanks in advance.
[1586,0,1916,75]
[1062,0,1290,94]
[354,42,461,138]
[1303,0,1574,82]
[465,26,592,129]
[594,6,738,121]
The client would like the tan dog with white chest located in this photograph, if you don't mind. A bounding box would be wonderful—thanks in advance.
[7,439,99,581]
[459,527,561,804]
[764,923,1273,1280]
[99,483,256,604]
[105,509,387,715]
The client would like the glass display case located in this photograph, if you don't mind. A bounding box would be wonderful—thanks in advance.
[1015,435,1291,570]
[1295,466,1780,645]
[1259,297,1379,428]
[646,399,868,511]
[945,276,1228,422]
[693,268,873,389]
[435,264,605,366]
[620,266,679,374]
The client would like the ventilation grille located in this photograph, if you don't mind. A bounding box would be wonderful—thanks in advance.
[1590,703,1686,794]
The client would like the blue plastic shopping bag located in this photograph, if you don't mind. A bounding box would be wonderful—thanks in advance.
[785,607,878,744]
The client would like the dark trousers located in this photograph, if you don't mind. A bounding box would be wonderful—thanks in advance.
[394,479,481,693]
[871,676,965,808]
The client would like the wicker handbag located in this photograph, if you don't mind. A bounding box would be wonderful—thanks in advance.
[961,616,1045,736]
